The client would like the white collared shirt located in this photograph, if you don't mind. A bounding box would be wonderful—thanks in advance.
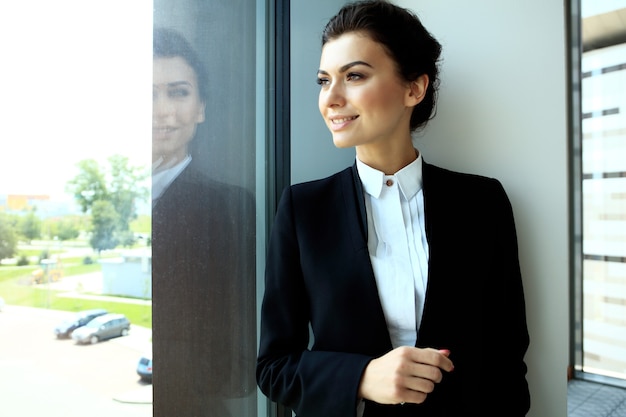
[152,155,192,204]
[356,153,429,349]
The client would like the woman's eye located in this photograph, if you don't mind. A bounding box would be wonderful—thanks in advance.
[169,88,191,98]
[346,72,363,81]
[316,77,329,86]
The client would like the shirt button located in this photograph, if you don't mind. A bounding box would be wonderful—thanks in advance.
[385,179,394,186]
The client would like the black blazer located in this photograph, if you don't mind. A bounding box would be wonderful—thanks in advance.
[257,161,530,417]
[152,161,256,417]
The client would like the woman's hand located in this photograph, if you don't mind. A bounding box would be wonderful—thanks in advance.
[358,347,454,405]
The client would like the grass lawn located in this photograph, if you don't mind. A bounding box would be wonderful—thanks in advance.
[0,253,152,329]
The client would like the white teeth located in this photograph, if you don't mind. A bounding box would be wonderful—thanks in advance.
[331,116,357,124]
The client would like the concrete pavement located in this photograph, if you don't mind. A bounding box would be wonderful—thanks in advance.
[0,305,153,416]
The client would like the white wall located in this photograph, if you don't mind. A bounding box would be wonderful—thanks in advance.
[291,1,570,416]
[398,1,569,416]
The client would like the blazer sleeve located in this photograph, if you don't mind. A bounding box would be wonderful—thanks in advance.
[256,186,372,417]
[419,165,530,416]
[485,179,531,414]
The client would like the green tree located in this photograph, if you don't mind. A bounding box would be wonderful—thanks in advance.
[89,200,119,253]
[55,217,81,241]
[0,213,18,261]
[66,155,149,251]
[66,159,109,214]
[107,155,149,246]
[19,210,42,243]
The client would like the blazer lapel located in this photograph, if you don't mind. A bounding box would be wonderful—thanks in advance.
[344,163,368,247]
[418,161,451,347]
[343,165,394,350]
[421,161,438,246]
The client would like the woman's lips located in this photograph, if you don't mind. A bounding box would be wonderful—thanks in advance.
[329,115,358,131]
[152,126,178,139]
[153,126,176,133]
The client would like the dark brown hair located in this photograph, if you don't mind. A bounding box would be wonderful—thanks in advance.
[153,27,208,103]
[322,0,442,131]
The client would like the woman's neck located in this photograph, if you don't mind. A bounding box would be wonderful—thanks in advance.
[356,141,418,175]
[152,153,190,174]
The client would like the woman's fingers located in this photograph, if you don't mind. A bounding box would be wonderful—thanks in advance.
[358,346,454,405]
[404,347,455,377]
[405,362,444,384]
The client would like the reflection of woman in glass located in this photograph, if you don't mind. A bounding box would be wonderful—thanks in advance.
[152,27,256,417]
[152,27,207,204]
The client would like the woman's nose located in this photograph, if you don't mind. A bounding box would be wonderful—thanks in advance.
[153,92,175,119]
[320,82,346,108]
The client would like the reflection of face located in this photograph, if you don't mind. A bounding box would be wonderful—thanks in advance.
[317,32,415,155]
[153,57,205,165]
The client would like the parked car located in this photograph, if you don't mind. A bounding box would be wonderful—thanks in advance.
[54,308,108,338]
[71,313,131,344]
[136,351,152,382]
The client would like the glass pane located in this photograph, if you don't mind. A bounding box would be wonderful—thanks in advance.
[580,41,626,380]
[0,1,153,417]
[152,1,260,416]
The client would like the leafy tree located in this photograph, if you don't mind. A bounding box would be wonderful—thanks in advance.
[0,213,18,261]
[89,200,119,253]
[66,159,108,213]
[19,210,42,243]
[107,155,149,244]
[66,155,149,252]
[17,255,29,266]
[55,217,81,241]
[116,229,137,248]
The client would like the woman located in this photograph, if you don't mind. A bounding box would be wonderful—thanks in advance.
[152,27,256,417]
[152,27,207,205]
[256,1,530,416]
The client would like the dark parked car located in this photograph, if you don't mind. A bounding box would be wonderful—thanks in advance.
[71,313,131,344]
[54,308,108,338]
[136,351,152,382]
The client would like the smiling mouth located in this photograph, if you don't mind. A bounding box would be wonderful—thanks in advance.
[331,116,358,124]
[153,127,177,134]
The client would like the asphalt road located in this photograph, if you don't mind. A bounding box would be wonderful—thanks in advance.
[0,305,152,417]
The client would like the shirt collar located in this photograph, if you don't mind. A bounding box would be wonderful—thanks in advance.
[356,151,423,200]
[152,155,192,202]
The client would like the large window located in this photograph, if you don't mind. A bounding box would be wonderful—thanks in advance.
[574,1,626,386]
[151,0,263,416]
[0,1,275,417]
[0,1,153,416]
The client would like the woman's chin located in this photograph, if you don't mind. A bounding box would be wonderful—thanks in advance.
[332,136,355,149]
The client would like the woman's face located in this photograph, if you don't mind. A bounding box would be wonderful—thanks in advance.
[318,32,421,155]
[153,56,205,165]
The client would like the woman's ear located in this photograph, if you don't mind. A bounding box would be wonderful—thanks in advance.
[196,102,206,124]
[406,74,429,107]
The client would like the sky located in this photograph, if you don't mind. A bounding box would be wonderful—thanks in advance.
[0,1,153,199]
[582,0,626,17]
[7,0,623,200]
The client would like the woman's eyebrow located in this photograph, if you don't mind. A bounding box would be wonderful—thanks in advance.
[317,60,373,75]
[153,80,194,88]
[166,81,193,88]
